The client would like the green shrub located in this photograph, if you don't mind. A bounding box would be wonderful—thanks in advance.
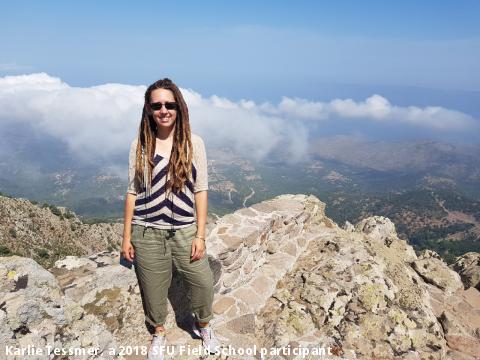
[36,248,49,258]
[0,245,11,255]
[9,228,17,238]
[49,205,61,216]
[64,211,75,219]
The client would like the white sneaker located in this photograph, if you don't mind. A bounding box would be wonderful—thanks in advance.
[148,333,166,360]
[192,322,221,354]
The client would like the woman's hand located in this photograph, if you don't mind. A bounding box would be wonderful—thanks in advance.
[121,238,135,262]
[191,236,206,261]
[122,194,137,262]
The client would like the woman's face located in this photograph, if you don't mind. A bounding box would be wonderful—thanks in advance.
[150,88,177,131]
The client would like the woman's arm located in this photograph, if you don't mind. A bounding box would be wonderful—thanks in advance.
[191,190,208,261]
[194,190,208,237]
[122,139,138,261]
[122,193,137,261]
[191,134,208,261]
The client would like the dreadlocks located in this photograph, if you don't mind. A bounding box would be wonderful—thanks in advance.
[134,78,193,195]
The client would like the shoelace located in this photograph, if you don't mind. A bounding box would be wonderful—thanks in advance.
[199,327,215,341]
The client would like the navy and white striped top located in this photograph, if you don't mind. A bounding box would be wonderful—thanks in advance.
[126,134,208,229]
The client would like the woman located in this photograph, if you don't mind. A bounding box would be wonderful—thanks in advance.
[121,78,220,360]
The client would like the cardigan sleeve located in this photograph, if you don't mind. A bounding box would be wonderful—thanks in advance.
[192,134,208,192]
[126,138,138,195]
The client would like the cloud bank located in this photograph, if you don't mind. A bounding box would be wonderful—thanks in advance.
[0,73,476,167]
[260,94,475,130]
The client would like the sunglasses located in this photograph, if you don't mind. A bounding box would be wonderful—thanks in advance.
[149,102,178,111]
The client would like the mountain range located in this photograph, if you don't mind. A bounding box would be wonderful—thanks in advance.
[0,126,479,263]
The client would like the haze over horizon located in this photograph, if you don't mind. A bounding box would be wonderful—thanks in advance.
[0,72,479,174]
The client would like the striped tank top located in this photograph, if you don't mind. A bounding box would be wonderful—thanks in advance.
[126,134,208,229]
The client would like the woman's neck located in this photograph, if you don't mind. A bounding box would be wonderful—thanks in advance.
[156,125,175,140]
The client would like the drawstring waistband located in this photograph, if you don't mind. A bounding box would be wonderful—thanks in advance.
[141,226,171,256]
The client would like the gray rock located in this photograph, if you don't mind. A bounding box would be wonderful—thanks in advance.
[450,252,480,290]
[411,257,463,295]
[1,194,479,360]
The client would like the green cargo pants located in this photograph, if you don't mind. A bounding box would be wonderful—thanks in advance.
[131,223,214,328]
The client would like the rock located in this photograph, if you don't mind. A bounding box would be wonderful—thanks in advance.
[255,210,477,360]
[213,297,235,315]
[218,234,244,251]
[1,194,479,360]
[226,314,255,334]
[420,249,443,260]
[0,257,66,334]
[343,220,355,232]
[0,256,121,359]
[411,257,463,295]
[450,252,480,290]
[54,256,97,270]
[355,215,397,239]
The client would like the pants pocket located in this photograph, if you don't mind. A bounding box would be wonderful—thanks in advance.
[130,225,157,247]
[130,225,140,246]
[171,224,197,255]
[179,223,197,238]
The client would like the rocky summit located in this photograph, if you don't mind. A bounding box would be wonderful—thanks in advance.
[1,194,479,360]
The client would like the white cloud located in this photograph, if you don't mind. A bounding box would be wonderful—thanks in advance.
[0,73,145,161]
[0,73,476,168]
[275,97,329,120]
[261,94,475,130]
[330,95,392,120]
[184,91,295,160]
[0,73,307,163]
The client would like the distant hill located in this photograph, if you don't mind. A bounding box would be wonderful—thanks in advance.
[310,136,480,173]
[1,132,479,263]
[0,195,122,268]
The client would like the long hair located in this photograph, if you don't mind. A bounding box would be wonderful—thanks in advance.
[134,78,193,195]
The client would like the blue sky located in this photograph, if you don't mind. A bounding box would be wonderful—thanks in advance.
[1,1,479,92]
[1,0,480,145]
